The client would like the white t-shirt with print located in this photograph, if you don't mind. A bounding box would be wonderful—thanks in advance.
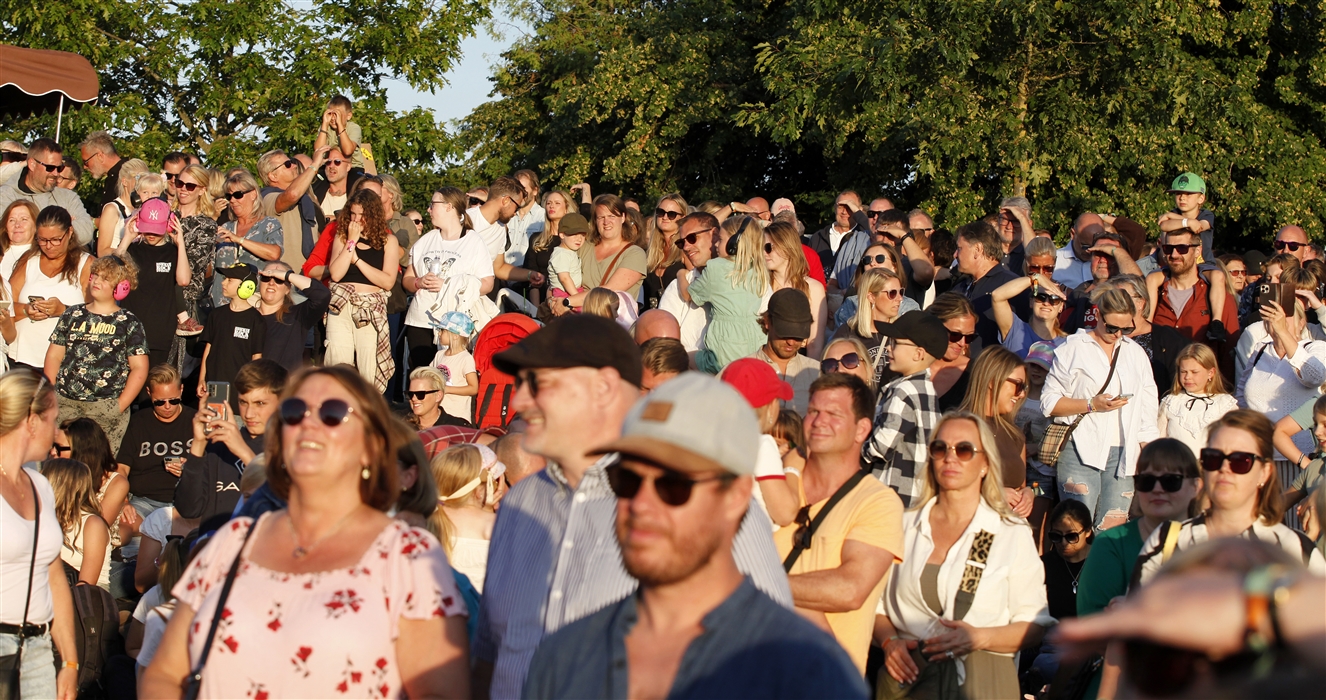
[405,230,495,329]
[431,349,477,421]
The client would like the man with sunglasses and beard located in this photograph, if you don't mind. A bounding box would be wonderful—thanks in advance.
[1151,228,1240,356]
[259,146,330,272]
[524,372,865,700]
[658,212,721,353]
[116,364,197,522]
[175,359,287,533]
[0,137,95,244]
[474,315,791,700]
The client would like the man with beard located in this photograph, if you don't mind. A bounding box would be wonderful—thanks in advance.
[473,315,791,699]
[747,289,821,414]
[1152,227,1239,343]
[523,373,865,700]
[0,137,95,244]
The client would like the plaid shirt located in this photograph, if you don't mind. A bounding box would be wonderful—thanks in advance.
[863,369,940,507]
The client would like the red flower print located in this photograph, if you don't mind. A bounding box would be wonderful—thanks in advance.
[220,608,233,620]
[296,646,312,662]
[351,672,362,683]
[324,590,364,618]
[247,681,268,699]
[267,619,281,631]
[379,684,390,697]
[376,657,388,670]
[336,681,348,694]
[222,636,238,653]
[442,596,454,608]
[266,602,283,632]
[405,592,414,605]
[432,606,445,617]
[290,646,314,677]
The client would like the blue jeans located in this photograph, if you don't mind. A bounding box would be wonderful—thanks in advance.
[1057,442,1134,531]
[128,494,172,520]
[0,631,56,699]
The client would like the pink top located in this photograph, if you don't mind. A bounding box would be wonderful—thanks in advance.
[173,514,466,699]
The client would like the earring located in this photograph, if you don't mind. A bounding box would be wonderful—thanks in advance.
[361,467,371,480]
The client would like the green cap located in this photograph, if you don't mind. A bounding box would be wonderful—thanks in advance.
[1168,172,1206,195]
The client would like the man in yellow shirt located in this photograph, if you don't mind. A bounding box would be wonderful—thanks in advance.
[775,372,905,672]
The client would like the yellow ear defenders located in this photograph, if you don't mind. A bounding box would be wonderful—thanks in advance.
[237,277,257,299]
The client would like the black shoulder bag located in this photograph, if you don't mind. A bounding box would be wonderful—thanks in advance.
[181,519,258,700]
[0,478,41,700]
[783,470,867,572]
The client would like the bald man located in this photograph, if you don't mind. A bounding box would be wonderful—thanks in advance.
[634,309,681,344]
[746,197,772,222]
[1274,225,1311,263]
[1053,212,1105,288]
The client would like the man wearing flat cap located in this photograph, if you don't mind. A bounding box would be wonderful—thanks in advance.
[523,373,866,700]
[748,288,821,414]
[472,314,792,699]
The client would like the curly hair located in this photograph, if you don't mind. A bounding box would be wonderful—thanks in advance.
[335,189,391,250]
[90,254,139,292]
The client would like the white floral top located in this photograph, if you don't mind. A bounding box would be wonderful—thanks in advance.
[173,515,466,699]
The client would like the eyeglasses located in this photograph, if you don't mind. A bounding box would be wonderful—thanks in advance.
[674,228,714,249]
[1162,244,1195,256]
[867,210,888,219]
[605,463,729,507]
[1198,448,1267,474]
[151,398,183,407]
[928,440,983,461]
[406,390,439,400]
[53,444,71,455]
[1274,240,1306,252]
[258,273,289,285]
[278,397,358,428]
[821,353,861,373]
[654,208,683,221]
[515,370,542,397]
[226,189,253,200]
[1032,292,1064,305]
[1047,529,1087,545]
[34,160,61,173]
[36,233,67,247]
[468,196,485,207]
[861,254,892,266]
[764,242,774,254]
[1136,473,1186,493]
[948,330,978,344]
[1026,265,1055,275]
[1005,378,1027,396]
[874,288,902,300]
[1228,268,1247,277]
[1103,323,1135,336]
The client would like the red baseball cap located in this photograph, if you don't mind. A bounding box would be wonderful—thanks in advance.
[720,358,793,408]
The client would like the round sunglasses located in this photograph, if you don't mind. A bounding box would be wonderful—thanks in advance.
[1198,448,1267,474]
[1047,529,1087,545]
[279,397,358,427]
[928,439,983,462]
[605,463,730,507]
[821,353,861,373]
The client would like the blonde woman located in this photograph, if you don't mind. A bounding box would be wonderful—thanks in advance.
[45,457,111,589]
[96,158,149,258]
[171,164,218,340]
[210,170,283,308]
[428,444,500,592]
[830,268,904,382]
[524,190,575,305]
[643,193,689,310]
[684,215,768,373]
[877,411,1052,698]
[407,366,471,428]
[764,220,827,356]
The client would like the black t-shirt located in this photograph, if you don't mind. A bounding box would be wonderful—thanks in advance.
[116,405,197,502]
[201,305,266,385]
[642,262,683,311]
[122,240,182,351]
[1041,550,1085,621]
[261,282,331,372]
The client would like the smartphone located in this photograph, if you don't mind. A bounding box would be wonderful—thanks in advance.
[205,381,230,418]
[1117,394,1134,400]
[0,300,11,313]
[1255,282,1298,313]
[26,296,44,303]
[163,456,184,475]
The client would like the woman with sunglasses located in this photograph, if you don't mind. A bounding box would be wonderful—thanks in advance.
[642,193,689,311]
[94,157,148,258]
[991,270,1067,359]
[877,411,1051,699]
[1025,499,1094,691]
[820,337,877,390]
[925,293,979,410]
[254,261,331,372]
[523,190,575,306]
[1073,438,1201,699]
[764,220,828,356]
[11,207,92,372]
[209,170,283,309]
[830,269,905,385]
[685,215,768,372]
[406,366,471,429]
[959,346,1036,522]
[1134,410,1325,584]
[832,243,920,330]
[1042,287,1159,532]
[170,165,217,342]
[142,366,471,699]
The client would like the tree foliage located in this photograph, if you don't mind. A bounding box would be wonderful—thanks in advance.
[0,0,487,206]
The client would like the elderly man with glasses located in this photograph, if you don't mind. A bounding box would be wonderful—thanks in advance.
[257,147,329,272]
[0,137,96,245]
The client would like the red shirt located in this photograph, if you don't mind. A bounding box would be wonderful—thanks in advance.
[800,244,826,286]
[301,222,338,282]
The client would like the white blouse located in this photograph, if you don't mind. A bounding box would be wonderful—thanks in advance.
[1236,339,1326,459]
[881,498,1054,681]
[1134,515,1326,585]
[1157,392,1239,460]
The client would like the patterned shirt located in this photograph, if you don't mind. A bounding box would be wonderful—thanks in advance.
[475,454,793,700]
[49,305,148,401]
[863,369,941,507]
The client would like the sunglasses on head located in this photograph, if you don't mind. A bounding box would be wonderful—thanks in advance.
[861,254,892,266]
[929,440,982,461]
[226,189,253,200]
[673,228,713,249]
[258,273,289,285]
[1199,448,1266,474]
[948,330,978,344]
[821,353,861,373]
[406,390,439,400]
[605,463,730,507]
[1026,264,1055,275]
[1136,473,1187,493]
[654,207,682,221]
[1162,243,1195,256]
[1274,240,1305,252]
[1047,529,1087,545]
[468,196,485,207]
[1103,322,1135,336]
[278,397,357,428]
[151,398,183,407]
[1032,291,1065,305]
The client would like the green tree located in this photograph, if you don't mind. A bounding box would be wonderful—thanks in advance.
[0,0,488,208]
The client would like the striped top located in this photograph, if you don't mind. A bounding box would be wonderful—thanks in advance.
[475,454,793,700]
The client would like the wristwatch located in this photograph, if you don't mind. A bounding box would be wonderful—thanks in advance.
[562,298,572,309]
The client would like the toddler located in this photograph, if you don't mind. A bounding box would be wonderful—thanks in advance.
[431,311,478,422]
[548,225,587,298]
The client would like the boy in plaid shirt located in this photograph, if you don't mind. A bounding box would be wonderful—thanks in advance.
[863,311,948,507]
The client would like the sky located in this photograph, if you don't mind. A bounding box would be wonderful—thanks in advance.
[383,12,529,130]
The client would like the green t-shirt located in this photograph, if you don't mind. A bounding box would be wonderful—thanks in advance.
[1075,518,1145,700]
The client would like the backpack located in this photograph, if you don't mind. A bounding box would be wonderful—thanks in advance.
[69,581,122,698]
[472,314,541,430]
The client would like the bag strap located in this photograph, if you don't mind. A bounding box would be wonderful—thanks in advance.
[1160,521,1181,564]
[600,246,631,286]
[184,519,259,690]
[952,529,996,622]
[18,475,39,637]
[783,470,867,572]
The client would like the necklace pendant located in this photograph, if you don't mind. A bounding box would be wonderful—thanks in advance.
[1072,581,1078,595]
[292,546,309,559]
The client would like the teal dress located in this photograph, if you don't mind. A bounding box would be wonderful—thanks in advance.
[688,258,766,373]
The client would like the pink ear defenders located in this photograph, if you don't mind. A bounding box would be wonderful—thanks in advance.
[113,280,132,301]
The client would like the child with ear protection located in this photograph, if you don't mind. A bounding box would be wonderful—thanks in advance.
[196,263,265,399]
[43,254,151,452]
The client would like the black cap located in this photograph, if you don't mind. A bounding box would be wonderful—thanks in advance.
[1243,249,1267,276]
[494,314,643,387]
[767,288,813,339]
[875,310,949,360]
[220,263,257,282]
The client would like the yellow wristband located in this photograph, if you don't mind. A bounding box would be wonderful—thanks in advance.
[63,660,79,670]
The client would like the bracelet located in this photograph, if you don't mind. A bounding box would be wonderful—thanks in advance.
[1086,396,1095,413]
[1182,217,1189,229]
[63,660,79,670]
[1297,453,1307,468]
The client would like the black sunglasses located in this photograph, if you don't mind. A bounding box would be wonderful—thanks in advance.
[175,181,201,192]
[1047,529,1087,545]
[861,254,892,266]
[821,353,861,373]
[1274,240,1306,252]
[406,390,439,400]
[53,444,71,455]
[605,463,730,507]
[515,370,542,397]
[764,242,774,254]
[929,440,982,461]
[1103,323,1135,336]
[1199,448,1266,475]
[258,273,289,285]
[867,209,889,219]
[151,398,183,407]
[226,189,253,200]
[1032,292,1064,305]
[1161,244,1195,256]
[673,228,714,249]
[34,160,61,173]
[654,208,683,221]
[468,196,485,207]
[1136,473,1187,493]
[278,397,357,428]
[282,159,299,170]
[948,330,978,344]
[792,505,814,550]
[408,218,423,225]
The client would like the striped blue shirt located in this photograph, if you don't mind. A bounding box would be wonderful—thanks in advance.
[475,454,793,699]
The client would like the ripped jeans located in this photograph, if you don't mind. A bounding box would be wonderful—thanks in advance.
[1057,442,1134,531]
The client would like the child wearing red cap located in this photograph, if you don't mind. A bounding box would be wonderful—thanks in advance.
[721,357,800,528]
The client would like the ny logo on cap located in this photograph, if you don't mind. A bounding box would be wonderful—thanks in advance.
[146,208,161,221]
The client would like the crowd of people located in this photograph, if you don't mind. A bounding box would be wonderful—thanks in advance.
[1,111,1325,700]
